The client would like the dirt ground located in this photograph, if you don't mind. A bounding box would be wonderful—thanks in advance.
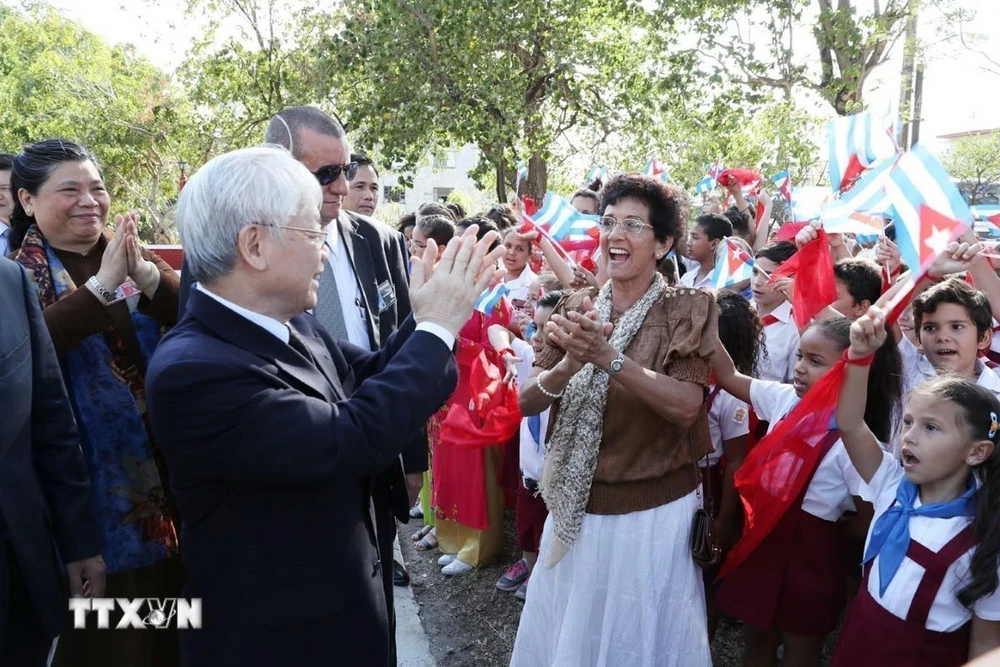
[400,509,839,666]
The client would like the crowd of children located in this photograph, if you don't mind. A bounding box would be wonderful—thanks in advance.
[400,178,1000,666]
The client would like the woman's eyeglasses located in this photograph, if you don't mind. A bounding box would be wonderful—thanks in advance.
[313,162,359,186]
[598,215,653,236]
[599,216,654,235]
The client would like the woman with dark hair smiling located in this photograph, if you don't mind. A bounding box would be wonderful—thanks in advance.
[511,173,716,666]
[9,138,182,666]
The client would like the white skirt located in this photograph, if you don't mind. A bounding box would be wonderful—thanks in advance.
[510,490,711,667]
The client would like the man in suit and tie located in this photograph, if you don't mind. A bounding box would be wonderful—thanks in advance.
[0,257,104,665]
[146,146,502,667]
[262,107,421,656]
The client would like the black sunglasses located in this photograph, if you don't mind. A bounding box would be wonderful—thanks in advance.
[313,161,359,186]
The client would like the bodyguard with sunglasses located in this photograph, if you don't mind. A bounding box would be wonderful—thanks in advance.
[265,106,420,665]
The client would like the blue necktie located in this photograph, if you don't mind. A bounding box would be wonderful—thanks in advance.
[863,475,977,596]
[527,415,541,446]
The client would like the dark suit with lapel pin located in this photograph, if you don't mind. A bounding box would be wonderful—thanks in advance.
[147,288,456,667]
[0,257,99,663]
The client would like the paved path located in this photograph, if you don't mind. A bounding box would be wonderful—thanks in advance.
[394,536,436,667]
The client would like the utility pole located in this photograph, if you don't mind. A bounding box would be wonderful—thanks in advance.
[898,0,921,149]
[912,62,925,146]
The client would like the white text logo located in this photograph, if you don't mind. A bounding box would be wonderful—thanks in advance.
[69,598,202,629]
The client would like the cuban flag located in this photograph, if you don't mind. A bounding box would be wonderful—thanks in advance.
[585,165,609,185]
[790,186,831,224]
[973,205,1000,228]
[771,170,793,202]
[821,157,899,235]
[695,160,727,193]
[711,238,756,289]
[528,193,601,251]
[827,111,901,193]
[643,158,672,182]
[475,283,510,315]
[885,145,974,275]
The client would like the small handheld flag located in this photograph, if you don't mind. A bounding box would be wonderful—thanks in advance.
[885,145,974,276]
[585,165,609,186]
[475,283,510,315]
[771,170,793,202]
[827,110,901,193]
[695,160,727,193]
[643,158,672,182]
[527,193,601,251]
[710,238,755,289]
[821,157,898,235]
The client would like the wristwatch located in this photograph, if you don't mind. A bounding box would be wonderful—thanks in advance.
[604,351,626,376]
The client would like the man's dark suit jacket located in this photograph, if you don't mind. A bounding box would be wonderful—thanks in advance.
[0,257,99,641]
[177,210,424,522]
[146,288,457,667]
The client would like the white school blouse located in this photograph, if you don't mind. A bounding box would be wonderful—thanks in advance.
[859,452,1000,631]
[749,379,865,521]
[704,385,750,467]
[754,300,800,384]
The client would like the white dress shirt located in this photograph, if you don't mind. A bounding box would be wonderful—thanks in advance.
[196,283,456,351]
[325,224,372,350]
[196,283,290,343]
[0,221,10,259]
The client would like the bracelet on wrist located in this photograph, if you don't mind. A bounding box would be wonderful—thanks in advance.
[535,370,564,399]
[497,347,516,358]
[842,349,875,367]
[87,276,117,304]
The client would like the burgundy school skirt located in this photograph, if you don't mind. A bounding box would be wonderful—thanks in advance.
[515,479,548,553]
[831,585,970,667]
[716,505,848,635]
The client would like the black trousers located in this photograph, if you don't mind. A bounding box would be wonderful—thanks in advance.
[1,547,54,667]
[373,484,398,667]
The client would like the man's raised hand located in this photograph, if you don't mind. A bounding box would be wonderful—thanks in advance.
[410,226,506,336]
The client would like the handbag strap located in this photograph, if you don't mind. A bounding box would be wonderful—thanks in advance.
[693,386,723,516]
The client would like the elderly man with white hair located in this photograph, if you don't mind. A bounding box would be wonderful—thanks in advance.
[145,145,503,667]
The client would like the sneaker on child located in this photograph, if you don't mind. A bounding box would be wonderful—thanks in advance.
[496,558,530,592]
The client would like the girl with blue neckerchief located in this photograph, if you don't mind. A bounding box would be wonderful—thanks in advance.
[834,305,1000,666]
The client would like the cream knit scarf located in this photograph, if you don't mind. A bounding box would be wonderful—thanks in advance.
[540,274,667,566]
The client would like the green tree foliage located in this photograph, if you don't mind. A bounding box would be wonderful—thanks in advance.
[684,0,914,115]
[943,133,1000,205]
[0,3,190,241]
[322,0,726,201]
[175,0,338,156]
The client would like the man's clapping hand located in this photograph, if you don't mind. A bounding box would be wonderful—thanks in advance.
[409,226,506,335]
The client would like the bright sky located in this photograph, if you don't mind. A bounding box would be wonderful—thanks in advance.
[32,0,1000,157]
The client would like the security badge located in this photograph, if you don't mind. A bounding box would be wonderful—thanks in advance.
[376,279,396,314]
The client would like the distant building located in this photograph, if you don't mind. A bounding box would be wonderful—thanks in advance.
[380,144,491,212]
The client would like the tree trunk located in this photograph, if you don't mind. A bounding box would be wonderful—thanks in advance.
[495,160,507,203]
[525,154,548,204]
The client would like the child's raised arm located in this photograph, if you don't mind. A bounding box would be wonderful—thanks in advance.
[712,333,753,405]
[837,306,890,483]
